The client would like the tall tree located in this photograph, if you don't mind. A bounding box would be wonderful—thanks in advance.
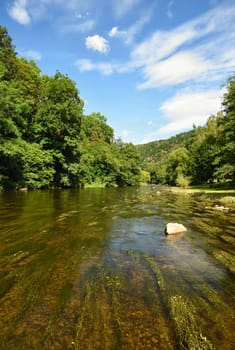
[81,113,114,144]
[165,147,191,185]
[0,26,17,80]
[214,76,235,182]
[33,72,84,187]
[113,140,141,186]
[190,116,219,184]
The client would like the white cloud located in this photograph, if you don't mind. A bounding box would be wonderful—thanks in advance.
[85,35,110,54]
[141,89,223,143]
[23,50,42,60]
[138,51,210,89]
[132,27,197,66]
[109,26,126,38]
[160,89,222,124]
[8,0,31,25]
[8,0,52,23]
[147,121,153,126]
[132,3,235,88]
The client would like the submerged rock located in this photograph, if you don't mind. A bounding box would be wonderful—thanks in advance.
[165,223,187,235]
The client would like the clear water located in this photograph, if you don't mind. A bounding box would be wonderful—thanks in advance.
[0,187,234,349]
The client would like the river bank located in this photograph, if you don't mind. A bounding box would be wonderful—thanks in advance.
[166,186,235,208]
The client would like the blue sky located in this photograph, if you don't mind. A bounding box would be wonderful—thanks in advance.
[0,0,235,144]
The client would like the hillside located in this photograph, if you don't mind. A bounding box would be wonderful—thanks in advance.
[136,108,234,186]
[136,130,194,164]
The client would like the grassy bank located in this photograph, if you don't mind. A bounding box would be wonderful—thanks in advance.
[170,187,235,195]
[167,186,235,208]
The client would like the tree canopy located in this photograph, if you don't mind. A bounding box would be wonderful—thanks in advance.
[0,26,141,190]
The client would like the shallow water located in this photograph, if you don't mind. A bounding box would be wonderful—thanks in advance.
[0,187,234,350]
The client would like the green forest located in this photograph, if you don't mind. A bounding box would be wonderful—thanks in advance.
[138,85,235,187]
[0,25,234,191]
[0,26,141,190]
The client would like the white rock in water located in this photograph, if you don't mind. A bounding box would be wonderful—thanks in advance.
[213,205,230,211]
[205,205,230,211]
[165,223,187,235]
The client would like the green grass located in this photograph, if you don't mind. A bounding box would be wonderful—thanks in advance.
[219,196,235,206]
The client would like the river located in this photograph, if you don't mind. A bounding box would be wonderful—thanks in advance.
[0,187,234,350]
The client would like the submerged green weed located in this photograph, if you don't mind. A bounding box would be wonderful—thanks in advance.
[42,282,74,349]
[142,253,215,350]
[170,295,214,350]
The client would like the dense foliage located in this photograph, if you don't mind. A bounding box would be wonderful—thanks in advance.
[138,79,235,187]
[0,26,141,190]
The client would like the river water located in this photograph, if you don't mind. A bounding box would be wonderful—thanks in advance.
[0,187,234,350]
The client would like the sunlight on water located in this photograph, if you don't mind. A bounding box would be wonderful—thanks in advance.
[0,187,235,349]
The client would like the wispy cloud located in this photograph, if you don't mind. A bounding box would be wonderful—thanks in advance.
[75,59,113,75]
[109,26,126,39]
[113,0,140,17]
[131,27,197,67]
[109,11,152,45]
[7,0,142,25]
[85,34,110,54]
[61,19,95,33]
[22,49,42,60]
[167,0,175,19]
[138,51,210,89]
[132,4,235,89]
[75,58,132,75]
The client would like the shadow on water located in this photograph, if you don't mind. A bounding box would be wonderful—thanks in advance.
[0,186,234,349]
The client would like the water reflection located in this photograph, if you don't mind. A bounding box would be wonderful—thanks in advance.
[0,187,234,349]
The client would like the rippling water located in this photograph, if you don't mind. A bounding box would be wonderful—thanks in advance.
[0,187,234,349]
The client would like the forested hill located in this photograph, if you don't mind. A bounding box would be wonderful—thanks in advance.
[137,100,235,187]
[0,26,141,190]
[137,77,235,187]
[136,130,194,163]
